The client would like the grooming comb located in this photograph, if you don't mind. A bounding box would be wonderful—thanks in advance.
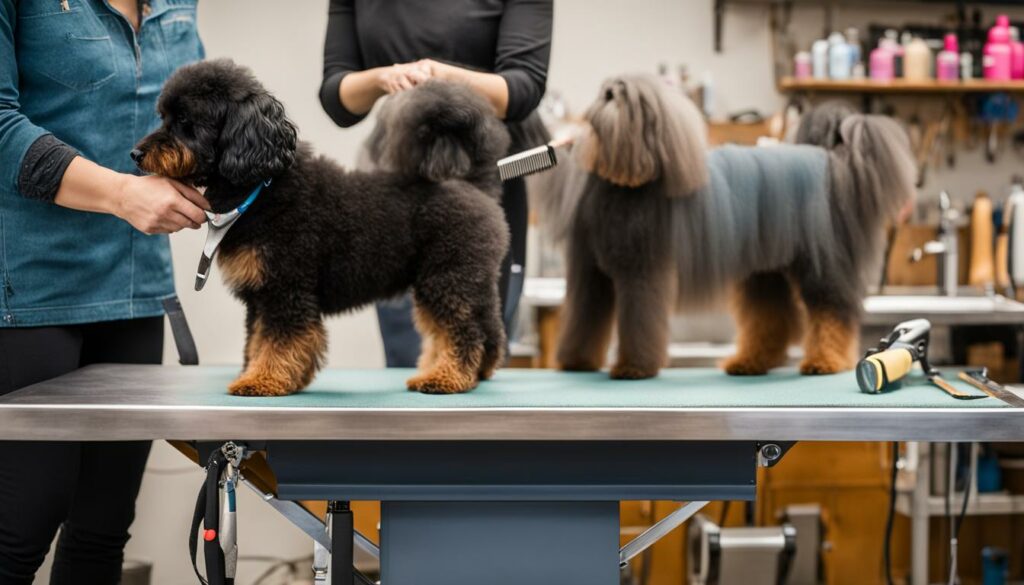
[497,144,558,181]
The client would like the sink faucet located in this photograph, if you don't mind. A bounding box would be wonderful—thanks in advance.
[910,191,959,297]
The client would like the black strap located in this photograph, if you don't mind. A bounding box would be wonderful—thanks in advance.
[163,296,199,365]
[190,450,229,585]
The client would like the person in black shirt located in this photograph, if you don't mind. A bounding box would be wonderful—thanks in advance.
[320,0,553,367]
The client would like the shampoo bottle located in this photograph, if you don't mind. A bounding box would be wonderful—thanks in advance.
[937,33,960,80]
[904,37,932,80]
[794,51,812,79]
[812,39,829,79]
[961,51,974,80]
[845,27,862,70]
[984,15,1012,80]
[870,42,895,81]
[829,32,852,79]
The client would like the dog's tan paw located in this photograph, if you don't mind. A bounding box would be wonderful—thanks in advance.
[228,374,298,397]
[721,355,772,376]
[799,357,853,376]
[610,363,659,380]
[406,371,477,395]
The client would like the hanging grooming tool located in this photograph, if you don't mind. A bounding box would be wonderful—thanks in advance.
[958,368,1024,407]
[195,180,270,291]
[978,93,1019,163]
[857,319,985,400]
[497,135,573,181]
[968,191,996,293]
[1008,178,1024,298]
[996,189,1013,295]
[915,121,941,187]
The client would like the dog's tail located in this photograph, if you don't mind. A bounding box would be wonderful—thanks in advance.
[796,102,917,224]
[375,81,510,192]
[795,101,917,296]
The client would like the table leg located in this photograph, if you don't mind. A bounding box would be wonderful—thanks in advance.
[380,501,620,585]
[911,442,930,585]
[329,502,354,585]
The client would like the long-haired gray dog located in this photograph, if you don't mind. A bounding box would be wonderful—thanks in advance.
[543,75,916,379]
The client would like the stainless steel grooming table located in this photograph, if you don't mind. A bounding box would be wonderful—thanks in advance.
[0,365,1021,585]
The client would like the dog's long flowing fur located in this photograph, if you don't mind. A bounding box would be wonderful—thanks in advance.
[549,75,916,378]
[135,59,510,395]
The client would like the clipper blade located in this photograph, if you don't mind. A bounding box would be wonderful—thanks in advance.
[497,144,557,181]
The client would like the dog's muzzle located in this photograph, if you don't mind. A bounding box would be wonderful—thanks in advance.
[130,149,145,166]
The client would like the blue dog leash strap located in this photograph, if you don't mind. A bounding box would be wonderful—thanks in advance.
[195,180,271,291]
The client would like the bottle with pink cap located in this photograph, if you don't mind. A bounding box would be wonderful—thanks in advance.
[984,14,1012,81]
[937,33,960,80]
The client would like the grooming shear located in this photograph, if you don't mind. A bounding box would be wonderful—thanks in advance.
[958,368,1024,407]
[194,180,270,291]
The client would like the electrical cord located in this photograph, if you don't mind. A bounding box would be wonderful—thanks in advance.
[948,445,973,585]
[884,442,898,585]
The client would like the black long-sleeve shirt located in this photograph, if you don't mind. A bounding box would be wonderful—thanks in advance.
[319,0,553,127]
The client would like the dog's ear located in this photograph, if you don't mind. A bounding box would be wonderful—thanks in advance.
[218,91,297,184]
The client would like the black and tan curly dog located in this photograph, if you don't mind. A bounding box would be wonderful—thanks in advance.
[134,59,510,396]
[537,75,916,380]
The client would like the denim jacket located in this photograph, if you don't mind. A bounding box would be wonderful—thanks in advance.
[0,0,203,326]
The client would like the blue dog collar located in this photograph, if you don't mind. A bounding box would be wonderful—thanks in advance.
[235,179,270,215]
[195,179,272,291]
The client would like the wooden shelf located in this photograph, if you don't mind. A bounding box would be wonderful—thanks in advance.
[779,76,1024,94]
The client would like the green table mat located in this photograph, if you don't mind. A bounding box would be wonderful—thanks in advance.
[179,367,1008,409]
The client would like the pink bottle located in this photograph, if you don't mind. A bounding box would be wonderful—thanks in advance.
[794,51,812,80]
[870,44,895,81]
[984,15,1012,80]
[937,34,960,80]
[1010,26,1024,79]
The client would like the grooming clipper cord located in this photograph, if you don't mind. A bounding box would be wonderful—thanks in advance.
[497,144,558,181]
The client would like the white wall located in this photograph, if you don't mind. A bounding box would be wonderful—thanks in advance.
[34,1,1024,583]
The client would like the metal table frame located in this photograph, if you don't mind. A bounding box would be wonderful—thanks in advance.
[1,365,1021,585]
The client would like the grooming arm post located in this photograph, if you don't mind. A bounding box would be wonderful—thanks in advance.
[619,501,709,567]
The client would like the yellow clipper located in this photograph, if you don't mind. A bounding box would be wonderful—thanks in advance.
[856,348,915,394]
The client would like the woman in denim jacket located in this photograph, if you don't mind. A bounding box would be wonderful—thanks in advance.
[0,1,207,582]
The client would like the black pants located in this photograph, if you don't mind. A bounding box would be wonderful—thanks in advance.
[0,317,163,585]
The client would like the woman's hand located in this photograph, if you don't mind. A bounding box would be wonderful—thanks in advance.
[410,59,509,118]
[376,61,432,94]
[112,174,210,235]
[55,156,210,235]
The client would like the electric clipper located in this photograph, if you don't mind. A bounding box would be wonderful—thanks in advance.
[857,318,983,400]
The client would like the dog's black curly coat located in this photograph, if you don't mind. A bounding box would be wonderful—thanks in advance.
[135,59,510,395]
